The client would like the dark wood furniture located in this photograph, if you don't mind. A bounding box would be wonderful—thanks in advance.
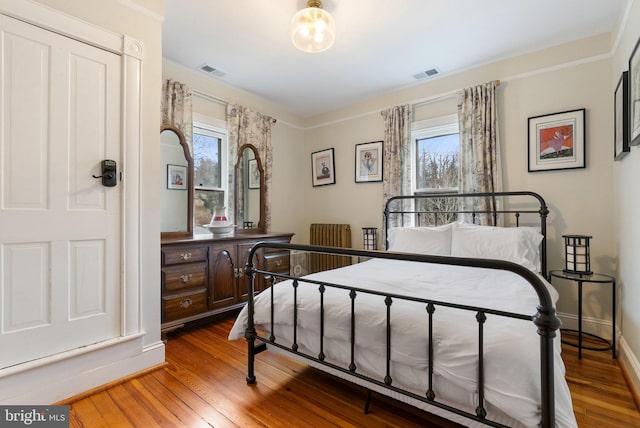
[161,231,293,333]
[549,270,616,359]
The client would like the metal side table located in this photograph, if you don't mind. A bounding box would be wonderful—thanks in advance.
[548,270,616,359]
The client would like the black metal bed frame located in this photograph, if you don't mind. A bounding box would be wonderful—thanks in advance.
[243,191,560,427]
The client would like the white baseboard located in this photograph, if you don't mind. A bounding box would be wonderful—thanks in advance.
[0,337,165,404]
[619,336,640,402]
[557,311,617,343]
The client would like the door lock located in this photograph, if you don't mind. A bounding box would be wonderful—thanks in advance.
[92,160,117,187]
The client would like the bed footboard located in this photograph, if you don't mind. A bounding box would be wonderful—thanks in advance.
[242,243,561,428]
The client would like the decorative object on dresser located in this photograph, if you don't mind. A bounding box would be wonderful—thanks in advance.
[527,108,586,172]
[614,71,630,160]
[161,232,293,334]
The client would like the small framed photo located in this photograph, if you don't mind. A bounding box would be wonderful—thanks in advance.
[311,148,335,187]
[528,108,585,172]
[247,158,260,189]
[615,71,630,161]
[355,141,383,183]
[167,164,187,189]
[629,35,640,146]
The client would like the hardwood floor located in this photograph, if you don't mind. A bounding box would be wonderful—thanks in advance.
[65,317,640,427]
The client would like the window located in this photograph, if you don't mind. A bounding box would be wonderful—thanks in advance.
[412,114,459,224]
[415,133,459,191]
[192,122,227,229]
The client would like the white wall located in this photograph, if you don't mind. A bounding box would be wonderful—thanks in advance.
[613,0,640,394]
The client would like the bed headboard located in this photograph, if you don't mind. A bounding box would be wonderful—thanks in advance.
[384,191,549,276]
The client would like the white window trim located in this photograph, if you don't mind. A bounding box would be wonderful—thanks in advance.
[411,113,459,195]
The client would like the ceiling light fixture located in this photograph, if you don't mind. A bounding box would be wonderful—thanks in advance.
[291,0,335,53]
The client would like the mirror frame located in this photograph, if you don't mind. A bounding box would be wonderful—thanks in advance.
[235,144,266,232]
[161,125,194,238]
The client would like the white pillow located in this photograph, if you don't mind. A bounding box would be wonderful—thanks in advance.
[450,223,543,272]
[387,224,453,256]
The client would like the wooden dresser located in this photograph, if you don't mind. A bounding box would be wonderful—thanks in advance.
[161,231,293,333]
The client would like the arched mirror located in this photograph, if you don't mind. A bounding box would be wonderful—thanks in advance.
[160,125,194,237]
[234,144,265,232]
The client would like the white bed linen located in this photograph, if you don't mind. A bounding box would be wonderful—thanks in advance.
[229,258,577,428]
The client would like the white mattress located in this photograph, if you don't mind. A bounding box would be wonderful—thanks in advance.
[229,258,577,428]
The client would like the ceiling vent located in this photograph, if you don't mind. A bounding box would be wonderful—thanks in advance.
[413,67,440,80]
[198,64,226,77]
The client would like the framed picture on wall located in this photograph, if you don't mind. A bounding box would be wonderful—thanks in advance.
[247,158,260,189]
[615,71,630,161]
[527,108,585,172]
[167,164,187,189]
[629,34,640,146]
[311,148,335,187]
[355,141,383,183]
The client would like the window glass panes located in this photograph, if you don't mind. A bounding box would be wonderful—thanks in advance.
[193,132,221,188]
[415,133,459,191]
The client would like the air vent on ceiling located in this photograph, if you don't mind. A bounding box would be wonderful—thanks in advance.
[413,67,440,80]
[198,64,226,77]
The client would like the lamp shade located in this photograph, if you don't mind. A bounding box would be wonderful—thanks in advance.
[363,227,378,250]
[563,235,592,275]
[291,1,335,53]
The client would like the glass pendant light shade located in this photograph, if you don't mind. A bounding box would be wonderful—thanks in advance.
[291,1,335,53]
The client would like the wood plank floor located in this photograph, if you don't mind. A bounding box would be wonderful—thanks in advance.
[65,317,640,427]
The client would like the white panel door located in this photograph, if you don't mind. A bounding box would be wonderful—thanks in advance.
[0,15,122,369]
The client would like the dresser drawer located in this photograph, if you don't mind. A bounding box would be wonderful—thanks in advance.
[162,290,207,323]
[264,252,290,273]
[162,261,207,293]
[162,246,208,265]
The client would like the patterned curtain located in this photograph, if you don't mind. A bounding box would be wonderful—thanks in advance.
[161,79,192,144]
[227,104,275,231]
[457,81,502,225]
[381,104,412,243]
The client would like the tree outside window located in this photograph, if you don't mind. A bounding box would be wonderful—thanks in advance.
[193,126,226,227]
[414,131,460,225]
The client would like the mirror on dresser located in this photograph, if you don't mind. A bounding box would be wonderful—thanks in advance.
[160,125,194,237]
[234,144,265,232]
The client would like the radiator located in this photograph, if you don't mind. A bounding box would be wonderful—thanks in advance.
[309,223,352,273]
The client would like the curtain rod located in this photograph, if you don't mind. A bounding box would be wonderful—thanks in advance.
[192,89,277,123]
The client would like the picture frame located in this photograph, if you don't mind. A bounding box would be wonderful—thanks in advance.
[355,141,383,183]
[527,108,586,172]
[247,158,260,189]
[311,148,335,187]
[615,71,630,161]
[167,164,187,189]
[629,35,640,146]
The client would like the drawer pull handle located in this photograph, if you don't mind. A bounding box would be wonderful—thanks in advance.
[180,252,192,261]
[180,274,192,283]
[275,259,282,267]
[179,298,193,309]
